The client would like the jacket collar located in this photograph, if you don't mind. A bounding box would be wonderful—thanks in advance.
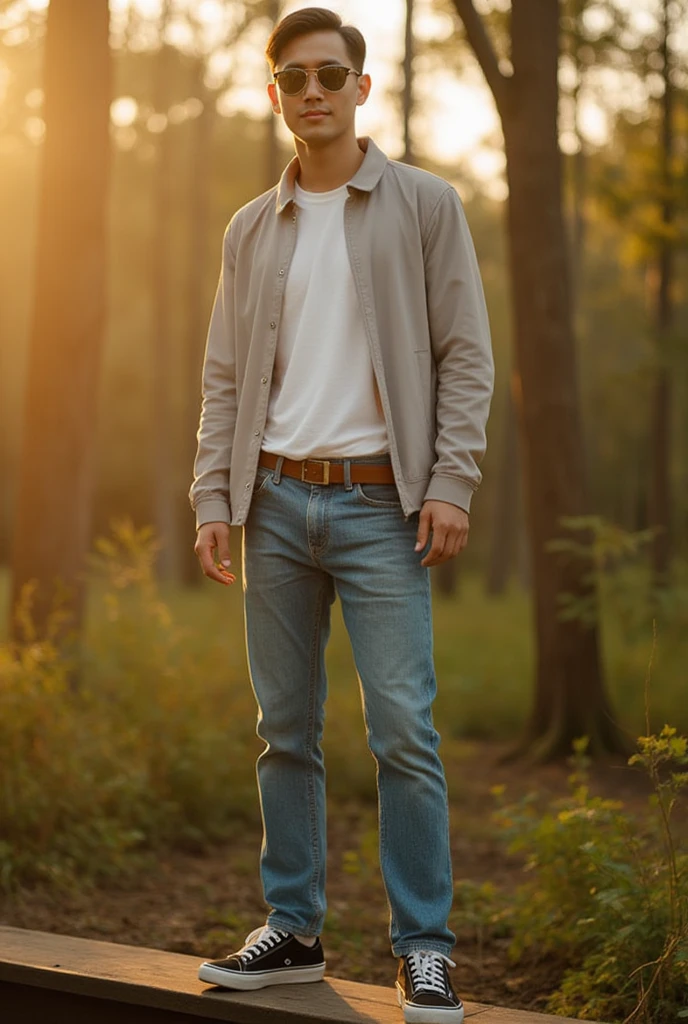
[276,137,388,214]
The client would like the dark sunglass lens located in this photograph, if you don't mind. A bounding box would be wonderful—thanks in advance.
[278,69,307,94]
[318,66,348,91]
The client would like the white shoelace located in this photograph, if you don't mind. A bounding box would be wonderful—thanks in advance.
[236,925,289,963]
[406,951,457,997]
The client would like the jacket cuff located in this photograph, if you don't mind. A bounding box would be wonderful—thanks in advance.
[423,476,474,514]
[195,499,232,530]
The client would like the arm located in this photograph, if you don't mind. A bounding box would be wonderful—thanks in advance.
[422,186,494,513]
[417,187,494,564]
[189,225,239,584]
[189,224,238,528]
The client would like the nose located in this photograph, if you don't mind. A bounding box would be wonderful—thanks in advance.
[303,69,325,100]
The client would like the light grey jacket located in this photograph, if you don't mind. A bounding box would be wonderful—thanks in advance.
[190,137,494,529]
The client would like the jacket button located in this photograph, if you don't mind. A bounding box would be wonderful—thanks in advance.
[270,321,276,329]
[279,270,285,276]
[261,377,268,385]
[254,430,260,436]
[245,483,251,489]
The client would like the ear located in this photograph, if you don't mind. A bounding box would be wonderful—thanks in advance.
[356,73,371,107]
[267,82,281,115]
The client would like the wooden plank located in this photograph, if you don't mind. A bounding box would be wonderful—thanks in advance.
[0,927,591,1024]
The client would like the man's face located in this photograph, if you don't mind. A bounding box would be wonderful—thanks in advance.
[268,30,370,148]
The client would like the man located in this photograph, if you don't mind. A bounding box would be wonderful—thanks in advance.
[190,8,493,1023]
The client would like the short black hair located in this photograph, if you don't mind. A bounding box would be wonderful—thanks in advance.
[266,7,366,74]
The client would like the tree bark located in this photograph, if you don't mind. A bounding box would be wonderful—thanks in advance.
[182,77,214,587]
[452,0,626,759]
[648,0,674,588]
[266,0,282,189]
[151,2,179,581]
[486,377,521,596]
[569,0,588,305]
[434,559,460,597]
[9,0,111,642]
[402,0,415,165]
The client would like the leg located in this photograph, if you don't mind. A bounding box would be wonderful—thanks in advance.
[327,485,455,957]
[242,469,335,936]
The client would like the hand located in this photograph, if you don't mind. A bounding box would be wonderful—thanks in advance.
[415,500,469,567]
[194,522,236,585]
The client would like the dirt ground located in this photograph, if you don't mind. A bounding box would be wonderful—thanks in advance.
[0,741,655,1013]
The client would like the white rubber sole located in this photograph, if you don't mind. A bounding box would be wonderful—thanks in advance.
[396,982,465,1024]
[198,961,326,990]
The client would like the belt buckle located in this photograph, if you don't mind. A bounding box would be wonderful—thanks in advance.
[301,459,330,485]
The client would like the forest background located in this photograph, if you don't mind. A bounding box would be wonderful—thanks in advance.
[0,1,687,1020]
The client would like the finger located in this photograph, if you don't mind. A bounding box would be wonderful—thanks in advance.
[195,538,235,586]
[415,510,432,553]
[449,528,467,559]
[421,526,448,567]
[215,533,232,568]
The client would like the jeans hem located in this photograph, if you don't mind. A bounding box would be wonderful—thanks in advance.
[393,942,455,958]
[267,914,321,938]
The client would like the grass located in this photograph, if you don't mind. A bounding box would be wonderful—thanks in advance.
[0,546,685,752]
[1,532,687,1020]
[0,523,685,890]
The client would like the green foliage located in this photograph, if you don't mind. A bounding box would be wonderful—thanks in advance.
[549,514,657,627]
[452,878,511,964]
[550,516,688,727]
[495,732,688,1022]
[0,520,258,890]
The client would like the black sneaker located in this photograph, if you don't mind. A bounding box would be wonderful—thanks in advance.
[198,924,326,991]
[396,951,464,1023]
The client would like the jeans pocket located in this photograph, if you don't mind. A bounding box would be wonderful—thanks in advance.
[253,467,274,496]
[355,483,402,508]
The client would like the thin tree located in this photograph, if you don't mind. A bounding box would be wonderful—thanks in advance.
[402,0,416,166]
[266,0,283,189]
[486,375,522,595]
[648,0,676,588]
[150,0,179,581]
[450,0,627,758]
[10,0,111,642]
[181,57,215,586]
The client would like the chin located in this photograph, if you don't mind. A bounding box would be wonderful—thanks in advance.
[293,122,342,146]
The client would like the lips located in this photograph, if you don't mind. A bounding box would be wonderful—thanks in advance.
[302,110,329,119]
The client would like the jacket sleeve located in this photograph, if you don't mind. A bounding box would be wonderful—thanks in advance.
[188,224,238,529]
[422,187,494,513]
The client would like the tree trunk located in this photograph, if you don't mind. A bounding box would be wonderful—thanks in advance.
[0,308,11,566]
[266,0,282,189]
[402,0,415,165]
[568,0,587,304]
[451,0,626,759]
[182,78,214,587]
[433,559,459,597]
[502,1,624,759]
[486,376,521,596]
[151,2,179,582]
[9,0,111,642]
[648,0,674,588]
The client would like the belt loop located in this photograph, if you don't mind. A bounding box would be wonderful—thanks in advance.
[343,459,353,491]
[274,456,284,485]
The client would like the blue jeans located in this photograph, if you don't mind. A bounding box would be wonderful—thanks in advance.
[241,456,455,957]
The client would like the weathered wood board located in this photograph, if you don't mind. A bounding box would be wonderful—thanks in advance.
[0,926,591,1024]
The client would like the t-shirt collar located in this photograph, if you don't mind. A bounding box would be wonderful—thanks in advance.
[276,137,388,214]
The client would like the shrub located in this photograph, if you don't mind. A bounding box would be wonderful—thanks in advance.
[495,728,688,1022]
[0,520,258,889]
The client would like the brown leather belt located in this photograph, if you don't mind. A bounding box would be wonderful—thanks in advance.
[259,451,395,486]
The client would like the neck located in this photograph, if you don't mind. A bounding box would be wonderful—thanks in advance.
[294,133,365,192]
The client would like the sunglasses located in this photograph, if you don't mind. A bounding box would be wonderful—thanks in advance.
[273,64,361,96]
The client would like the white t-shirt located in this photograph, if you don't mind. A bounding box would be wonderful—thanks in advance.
[261,181,389,460]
